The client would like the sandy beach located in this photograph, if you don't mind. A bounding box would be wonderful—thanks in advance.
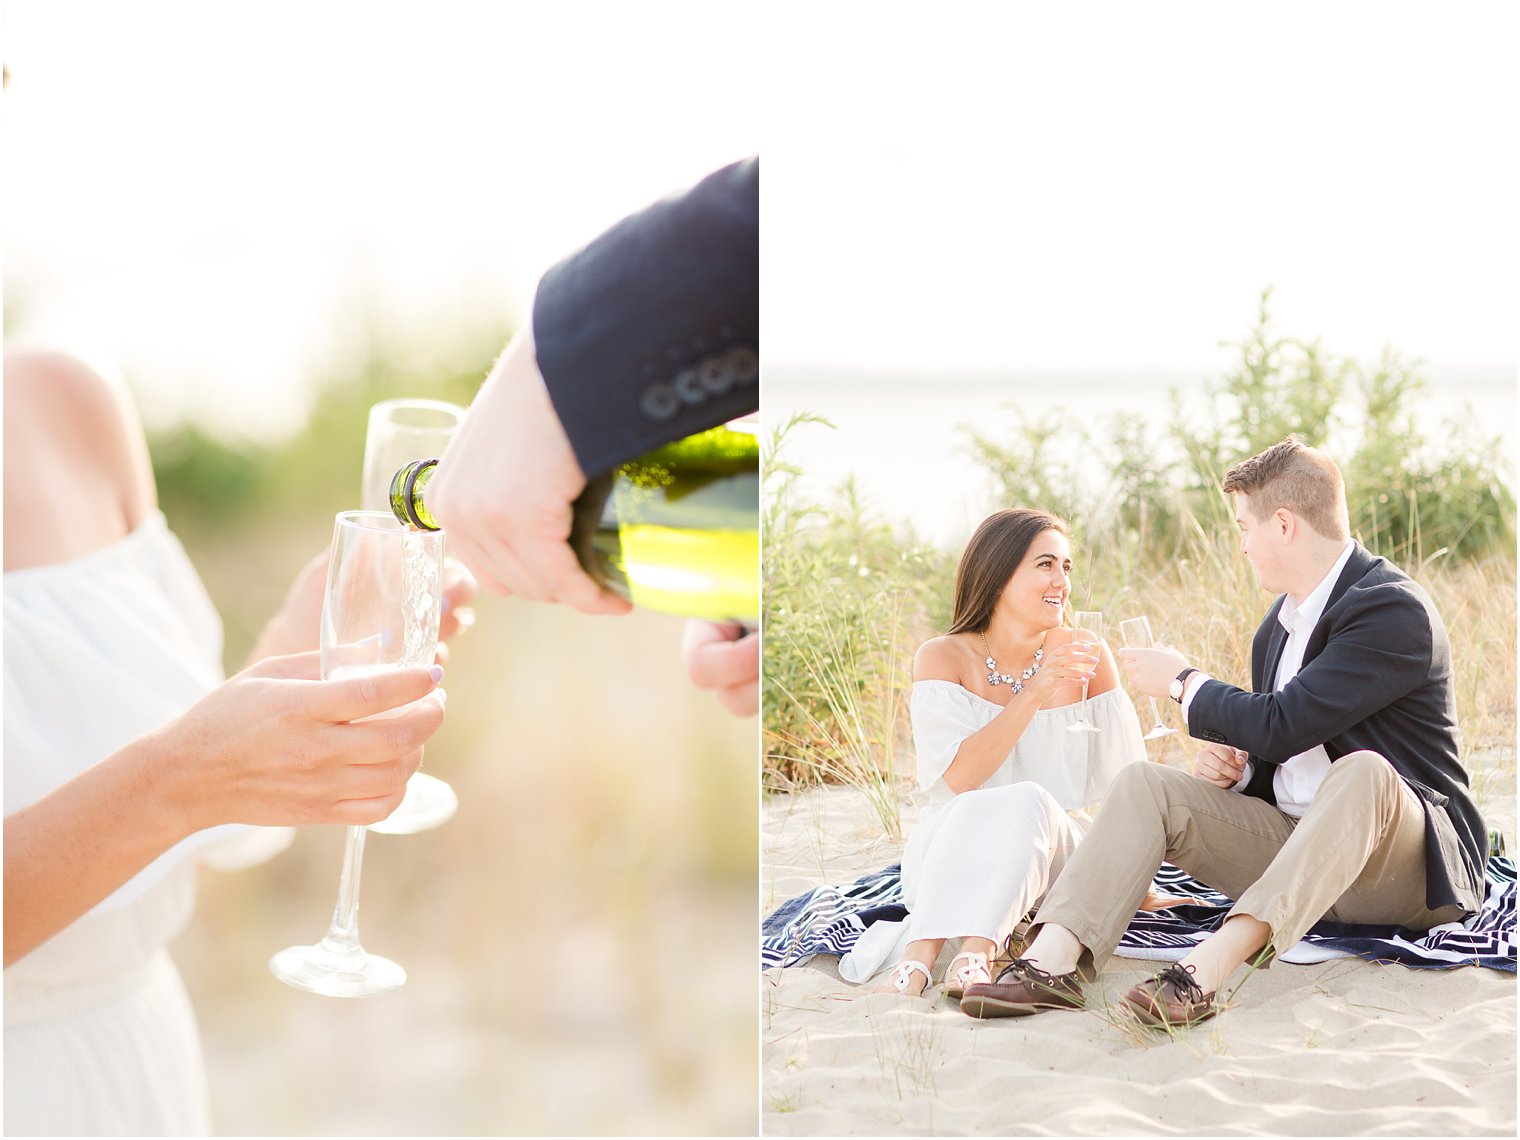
[762,778,1517,1137]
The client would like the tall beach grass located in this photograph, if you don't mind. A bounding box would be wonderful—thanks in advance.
[763,304,1517,837]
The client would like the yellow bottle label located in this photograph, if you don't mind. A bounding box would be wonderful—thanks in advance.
[616,524,759,623]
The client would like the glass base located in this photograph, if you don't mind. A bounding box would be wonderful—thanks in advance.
[1143,725,1177,740]
[270,937,406,998]
[367,771,458,835]
[1066,721,1101,733]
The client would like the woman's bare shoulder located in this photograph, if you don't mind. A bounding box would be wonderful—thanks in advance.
[5,349,140,454]
[8,347,119,402]
[913,635,975,683]
[3,349,156,568]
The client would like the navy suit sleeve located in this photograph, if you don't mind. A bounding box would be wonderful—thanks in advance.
[531,157,759,480]
[1187,584,1436,764]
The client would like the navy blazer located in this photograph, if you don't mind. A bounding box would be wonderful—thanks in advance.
[1187,543,1487,916]
[532,157,759,480]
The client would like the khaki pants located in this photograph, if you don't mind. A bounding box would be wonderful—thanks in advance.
[1032,750,1466,968]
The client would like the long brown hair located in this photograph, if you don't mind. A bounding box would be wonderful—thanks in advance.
[947,509,1069,635]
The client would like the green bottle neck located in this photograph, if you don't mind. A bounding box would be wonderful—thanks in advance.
[390,459,442,531]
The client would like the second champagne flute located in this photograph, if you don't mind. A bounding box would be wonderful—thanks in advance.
[269,510,445,997]
[1066,609,1103,733]
[360,398,467,835]
[1118,615,1178,740]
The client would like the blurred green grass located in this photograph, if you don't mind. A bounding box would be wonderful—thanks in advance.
[152,323,758,1136]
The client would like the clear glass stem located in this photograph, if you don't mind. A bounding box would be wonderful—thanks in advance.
[1079,677,1091,719]
[1148,696,1166,730]
[324,825,368,954]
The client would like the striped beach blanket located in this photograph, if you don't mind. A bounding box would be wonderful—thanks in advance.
[761,856,1516,973]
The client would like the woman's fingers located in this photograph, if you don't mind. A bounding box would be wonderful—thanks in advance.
[165,661,446,831]
[335,695,447,762]
[327,756,408,800]
[437,608,475,643]
[292,718,435,826]
[331,789,410,827]
[302,739,431,827]
[317,665,444,723]
[1045,642,1098,678]
[440,559,479,624]
[334,746,424,798]
[437,557,480,643]
[243,650,322,681]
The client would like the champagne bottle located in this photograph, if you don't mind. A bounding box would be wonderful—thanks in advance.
[390,419,758,623]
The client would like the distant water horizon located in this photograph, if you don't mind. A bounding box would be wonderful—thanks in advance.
[767,359,1514,397]
[764,362,1516,547]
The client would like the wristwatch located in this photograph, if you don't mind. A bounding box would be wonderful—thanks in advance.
[1168,667,1199,704]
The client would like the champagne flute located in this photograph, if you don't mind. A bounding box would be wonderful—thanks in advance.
[1066,610,1103,733]
[360,398,467,835]
[269,510,445,997]
[1119,615,1177,740]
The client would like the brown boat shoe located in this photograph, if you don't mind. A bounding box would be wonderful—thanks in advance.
[1120,963,1219,1029]
[958,955,1087,1019]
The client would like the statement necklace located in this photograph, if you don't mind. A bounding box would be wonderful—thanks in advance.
[980,632,1044,692]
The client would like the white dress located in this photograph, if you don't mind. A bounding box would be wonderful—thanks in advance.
[4,513,290,1136]
[839,682,1146,982]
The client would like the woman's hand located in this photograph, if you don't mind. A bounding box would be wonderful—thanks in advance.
[433,557,479,666]
[148,651,448,833]
[247,551,328,662]
[3,652,448,967]
[1023,639,1100,706]
[250,552,479,666]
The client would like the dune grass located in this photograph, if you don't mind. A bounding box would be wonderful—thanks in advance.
[764,462,1514,816]
[763,307,1516,824]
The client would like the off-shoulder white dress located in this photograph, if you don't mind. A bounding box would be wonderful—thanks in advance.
[839,682,1146,982]
[4,513,290,1136]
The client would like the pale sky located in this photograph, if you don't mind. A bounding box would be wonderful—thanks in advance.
[2,0,759,435]
[755,2,1516,542]
[764,3,1517,379]
[4,2,1514,443]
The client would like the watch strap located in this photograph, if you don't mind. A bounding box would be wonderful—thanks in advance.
[1171,667,1200,703]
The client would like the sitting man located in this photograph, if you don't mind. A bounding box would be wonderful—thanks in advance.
[960,437,1488,1026]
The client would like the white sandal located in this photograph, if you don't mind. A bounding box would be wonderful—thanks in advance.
[944,951,991,999]
[878,959,932,996]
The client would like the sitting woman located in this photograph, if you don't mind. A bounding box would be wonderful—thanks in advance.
[841,508,1147,997]
[3,348,472,1136]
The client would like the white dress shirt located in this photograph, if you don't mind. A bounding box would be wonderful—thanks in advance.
[1183,539,1357,815]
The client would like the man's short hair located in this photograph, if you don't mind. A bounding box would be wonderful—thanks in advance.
[1221,438,1351,541]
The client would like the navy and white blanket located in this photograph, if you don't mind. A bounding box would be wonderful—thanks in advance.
[761,857,1516,973]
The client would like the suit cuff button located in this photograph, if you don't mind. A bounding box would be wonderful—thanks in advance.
[638,384,680,422]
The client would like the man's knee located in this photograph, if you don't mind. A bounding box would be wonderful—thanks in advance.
[1322,749,1398,791]
[1108,759,1191,808]
[1118,759,1192,789]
